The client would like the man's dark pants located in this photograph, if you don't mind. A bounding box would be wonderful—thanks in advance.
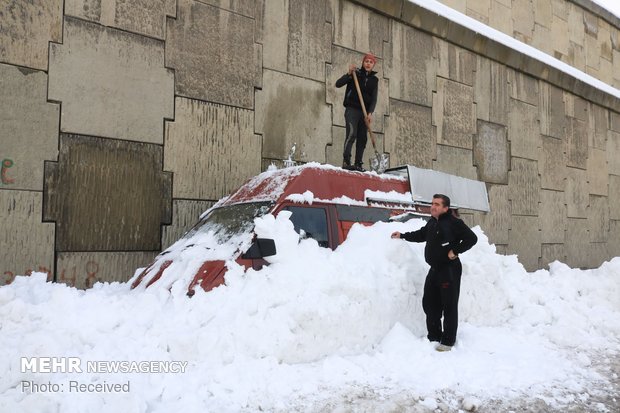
[343,107,368,164]
[422,260,462,346]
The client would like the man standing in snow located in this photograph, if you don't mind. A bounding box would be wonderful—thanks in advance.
[335,52,379,172]
[391,194,477,352]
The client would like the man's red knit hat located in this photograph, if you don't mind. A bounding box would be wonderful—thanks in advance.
[362,53,377,65]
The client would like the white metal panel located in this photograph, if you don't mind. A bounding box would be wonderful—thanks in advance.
[405,166,490,212]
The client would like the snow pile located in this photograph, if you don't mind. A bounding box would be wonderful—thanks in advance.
[1,214,619,412]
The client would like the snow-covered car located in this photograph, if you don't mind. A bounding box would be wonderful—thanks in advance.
[130,163,488,295]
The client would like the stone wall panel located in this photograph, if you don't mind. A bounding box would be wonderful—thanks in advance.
[433,78,476,149]
[539,190,566,244]
[48,17,174,144]
[0,0,63,70]
[165,98,261,200]
[384,99,434,169]
[0,64,59,191]
[473,120,509,184]
[0,190,54,285]
[44,134,172,251]
[610,175,620,220]
[166,0,259,108]
[565,167,589,218]
[474,184,510,245]
[256,70,332,163]
[386,21,435,106]
[508,158,540,216]
[433,145,477,180]
[508,215,541,272]
[587,148,608,196]
[539,136,566,191]
[540,244,565,269]
[508,99,540,160]
[588,195,609,243]
[65,0,176,39]
[57,251,158,289]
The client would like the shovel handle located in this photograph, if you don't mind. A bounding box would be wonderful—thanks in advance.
[351,70,378,151]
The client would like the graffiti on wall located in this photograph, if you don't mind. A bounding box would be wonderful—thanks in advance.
[1,158,15,185]
[1,266,52,285]
[58,260,101,289]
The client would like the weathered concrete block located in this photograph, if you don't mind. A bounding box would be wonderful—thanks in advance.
[258,0,331,82]
[489,0,512,35]
[587,148,608,196]
[466,1,490,24]
[473,120,509,184]
[551,14,569,57]
[608,220,620,258]
[330,0,389,59]
[564,218,590,268]
[585,33,600,71]
[610,175,620,220]
[532,23,551,57]
[539,83,565,139]
[506,69,539,106]
[612,112,620,133]
[507,99,540,160]
[48,17,173,144]
[598,20,613,62]
[433,145,477,180]
[533,0,552,28]
[433,78,476,149]
[565,95,589,122]
[197,0,253,17]
[0,64,59,191]
[539,135,566,191]
[495,244,508,255]
[56,251,158,289]
[162,200,215,250]
[567,3,584,46]
[508,158,540,216]
[587,195,609,243]
[474,184,510,245]
[566,117,588,169]
[437,43,476,87]
[0,190,54,285]
[607,131,620,175]
[167,0,259,108]
[65,0,176,39]
[384,99,434,169]
[0,0,63,70]
[479,60,508,125]
[507,215,541,272]
[44,134,172,251]
[589,104,608,150]
[568,41,586,73]
[539,190,566,243]
[327,46,388,133]
[512,0,534,39]
[256,69,332,162]
[165,97,262,199]
[540,244,565,268]
[565,167,588,218]
[386,21,435,106]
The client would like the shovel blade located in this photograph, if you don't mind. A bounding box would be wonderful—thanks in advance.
[370,152,389,173]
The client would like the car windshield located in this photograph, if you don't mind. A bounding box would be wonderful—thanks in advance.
[185,202,273,244]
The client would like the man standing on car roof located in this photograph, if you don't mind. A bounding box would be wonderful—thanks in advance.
[391,194,477,352]
[335,52,379,172]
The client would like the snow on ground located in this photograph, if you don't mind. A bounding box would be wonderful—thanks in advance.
[1,213,620,412]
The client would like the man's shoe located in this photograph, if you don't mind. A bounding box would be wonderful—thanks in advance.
[342,160,354,170]
[353,162,366,172]
[436,344,452,352]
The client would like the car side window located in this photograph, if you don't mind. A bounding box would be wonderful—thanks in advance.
[282,206,329,248]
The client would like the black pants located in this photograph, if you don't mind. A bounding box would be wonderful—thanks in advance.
[422,260,462,346]
[343,107,368,165]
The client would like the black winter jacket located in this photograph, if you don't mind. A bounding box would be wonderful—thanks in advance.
[400,212,478,269]
[335,68,378,113]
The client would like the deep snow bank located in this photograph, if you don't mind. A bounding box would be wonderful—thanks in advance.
[1,213,619,412]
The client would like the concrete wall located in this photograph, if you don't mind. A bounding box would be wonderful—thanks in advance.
[436,0,620,89]
[1,0,619,287]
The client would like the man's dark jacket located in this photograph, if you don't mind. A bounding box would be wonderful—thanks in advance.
[335,68,378,113]
[400,212,478,268]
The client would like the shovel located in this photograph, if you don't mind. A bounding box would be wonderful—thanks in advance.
[351,70,389,173]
